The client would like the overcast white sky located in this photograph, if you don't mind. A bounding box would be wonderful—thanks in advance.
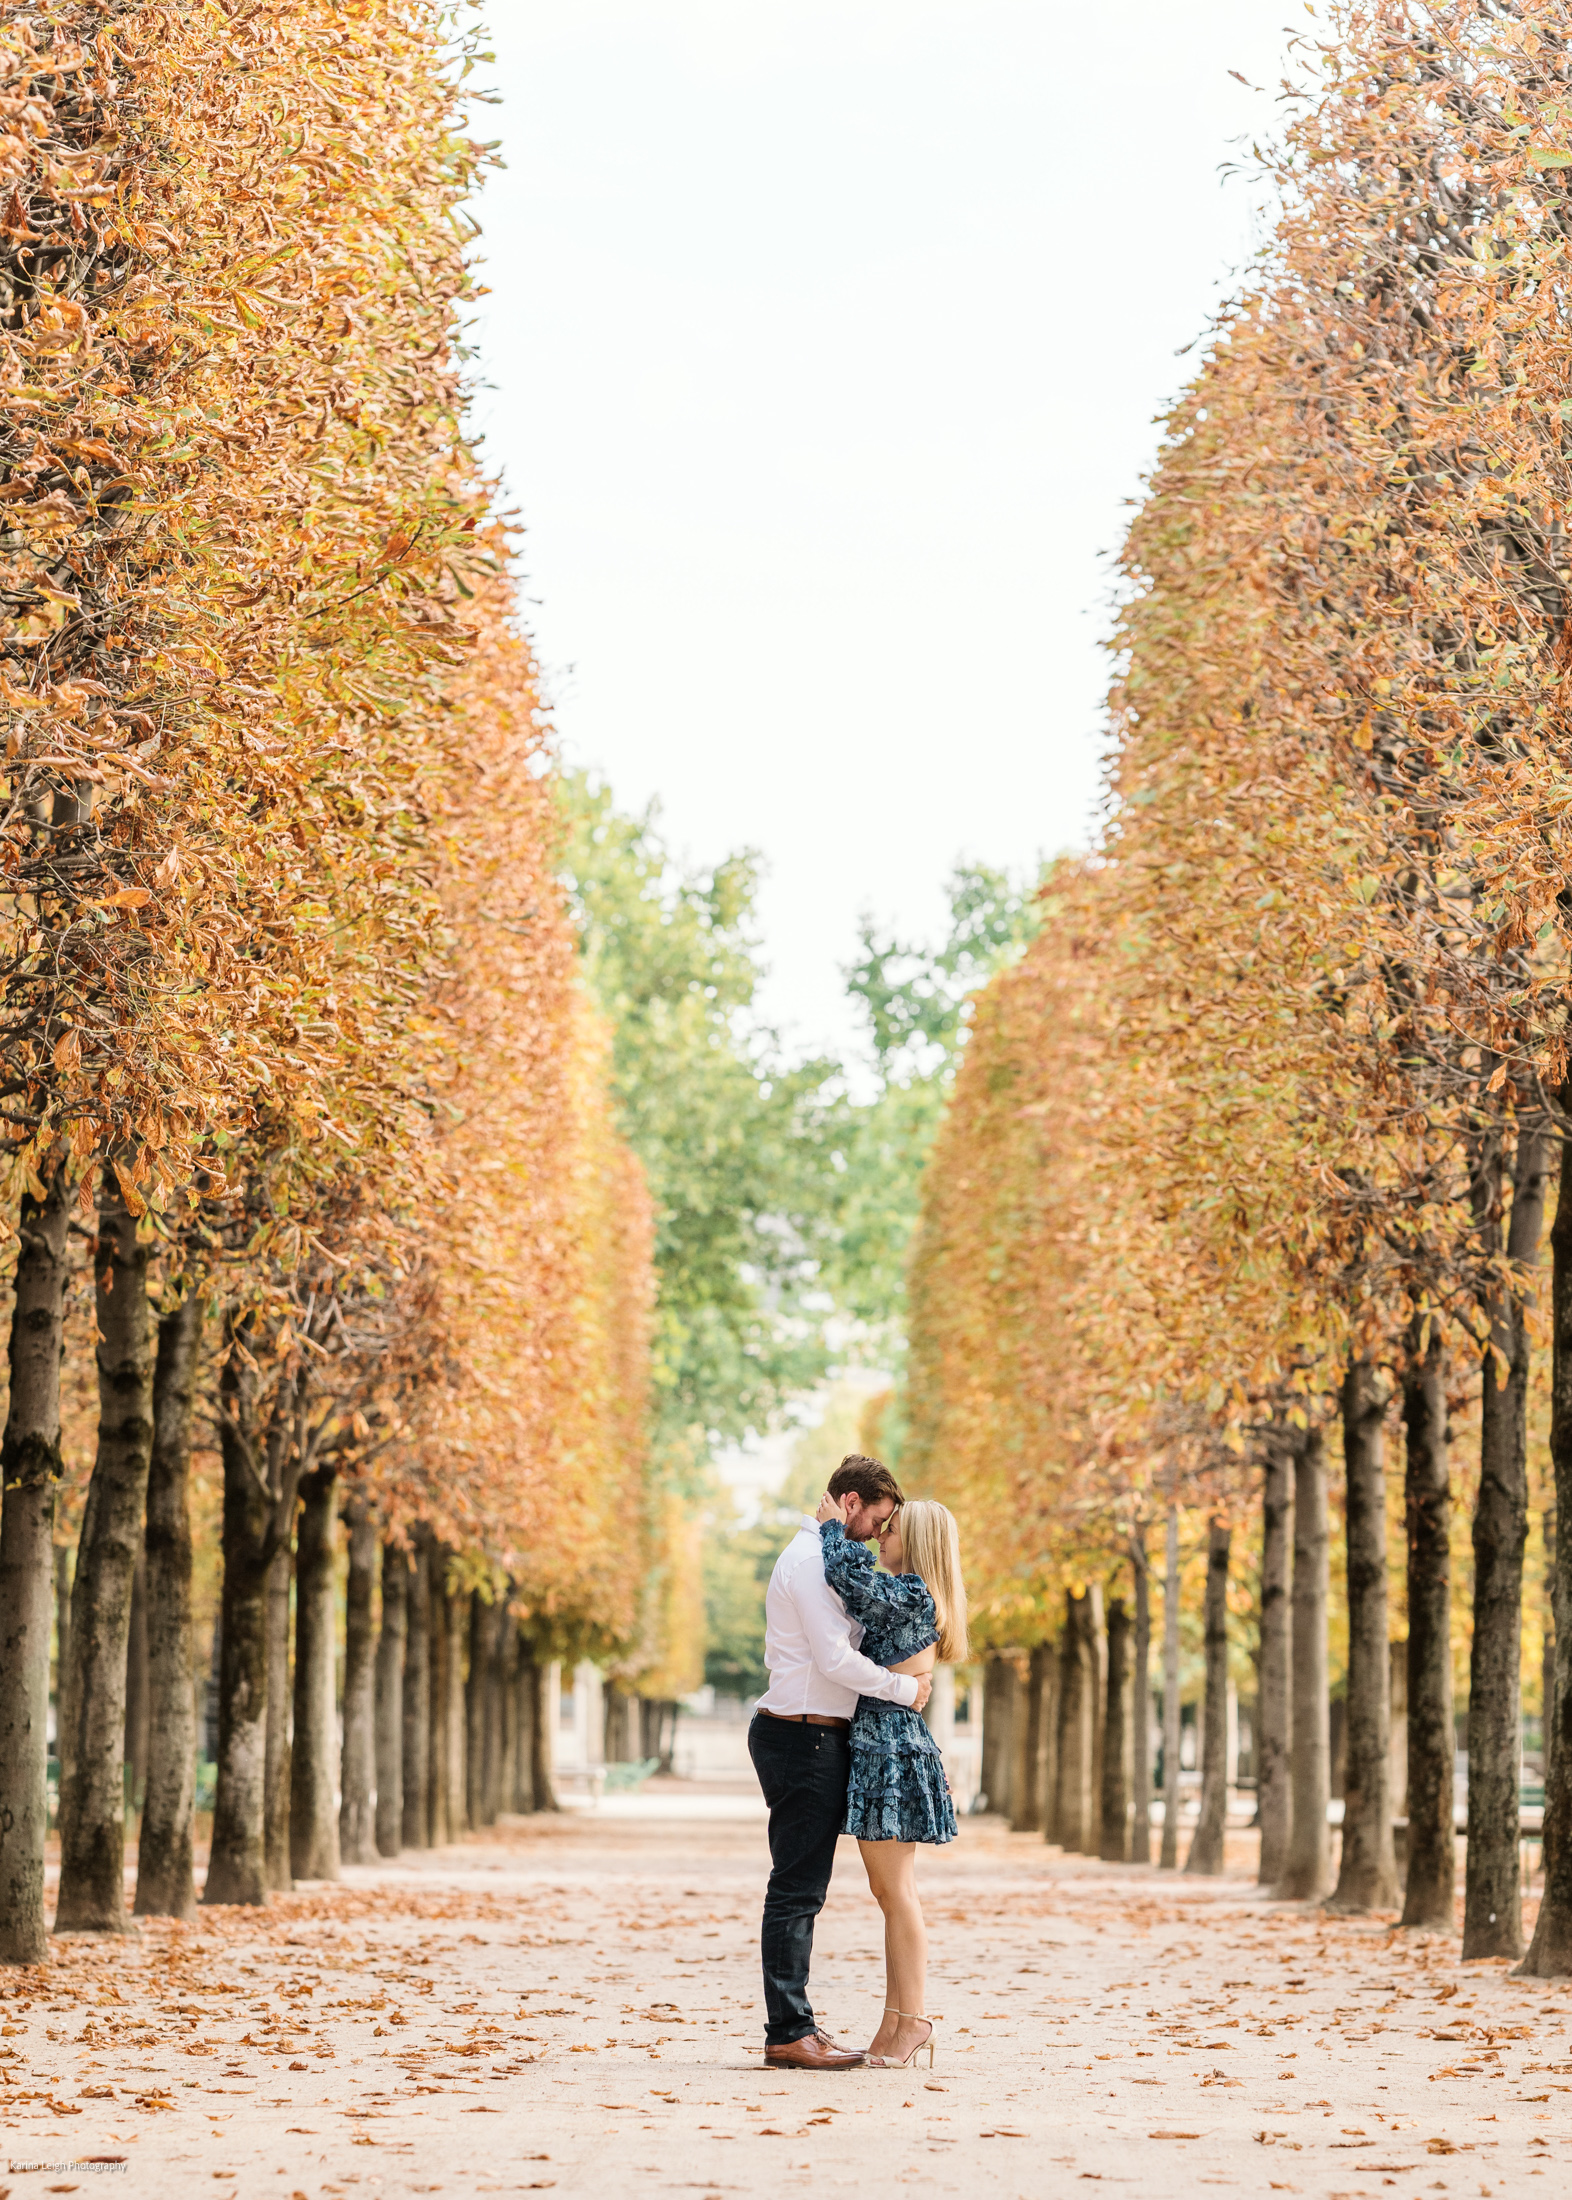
[470,2,1305,1067]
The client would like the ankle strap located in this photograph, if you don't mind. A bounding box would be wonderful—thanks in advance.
[884,2007,939,2021]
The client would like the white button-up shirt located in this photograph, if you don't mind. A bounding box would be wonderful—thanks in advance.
[755,1515,921,1719]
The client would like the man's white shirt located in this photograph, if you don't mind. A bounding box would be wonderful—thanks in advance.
[755,1515,921,1719]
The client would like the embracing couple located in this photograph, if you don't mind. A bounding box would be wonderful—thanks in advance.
[748,1452,967,2073]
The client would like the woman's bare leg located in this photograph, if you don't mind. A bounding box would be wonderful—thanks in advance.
[859,1840,929,2060]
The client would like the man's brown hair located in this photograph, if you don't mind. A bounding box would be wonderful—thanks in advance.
[826,1453,903,1507]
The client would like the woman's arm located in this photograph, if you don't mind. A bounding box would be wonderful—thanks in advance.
[816,1519,891,1624]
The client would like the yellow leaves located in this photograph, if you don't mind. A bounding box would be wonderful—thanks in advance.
[0,667,44,708]
[57,435,118,465]
[5,591,70,646]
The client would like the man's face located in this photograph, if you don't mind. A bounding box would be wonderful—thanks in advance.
[841,1494,896,1545]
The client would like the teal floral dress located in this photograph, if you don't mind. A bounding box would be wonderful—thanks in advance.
[820,1521,957,1845]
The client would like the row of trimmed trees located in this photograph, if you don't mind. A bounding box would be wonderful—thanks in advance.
[900,1,1572,1971]
[0,1,694,1964]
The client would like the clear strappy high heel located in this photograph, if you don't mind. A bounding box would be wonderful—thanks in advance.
[866,2006,939,2069]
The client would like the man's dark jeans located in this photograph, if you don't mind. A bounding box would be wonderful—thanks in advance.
[748,1713,849,2047]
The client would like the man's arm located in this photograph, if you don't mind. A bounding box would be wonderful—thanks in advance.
[791,1556,924,1708]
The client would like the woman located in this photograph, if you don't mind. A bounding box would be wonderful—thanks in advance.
[813,1489,968,2071]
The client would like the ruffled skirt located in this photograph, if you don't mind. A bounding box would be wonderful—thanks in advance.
[843,1701,957,1845]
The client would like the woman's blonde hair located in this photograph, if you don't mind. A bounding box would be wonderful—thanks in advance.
[899,1500,969,1663]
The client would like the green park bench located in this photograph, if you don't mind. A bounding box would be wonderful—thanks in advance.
[602,1757,660,1793]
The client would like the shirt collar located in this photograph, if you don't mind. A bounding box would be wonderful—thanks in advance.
[798,1512,820,1533]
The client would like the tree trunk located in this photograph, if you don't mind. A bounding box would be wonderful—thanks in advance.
[499,1628,523,1812]
[446,1573,468,1837]
[1258,1438,1294,1887]
[1519,1112,1572,1975]
[1186,1521,1231,1875]
[1401,1324,1456,1932]
[1332,1356,1400,1912]
[497,1617,519,1813]
[124,1556,149,1816]
[375,1539,407,1857]
[402,1535,431,1848]
[1032,1642,1057,1844]
[525,1650,557,1810]
[1089,1590,1107,1831]
[0,1173,71,1964]
[1005,1657,1030,1832]
[1465,1124,1550,1958]
[1281,1427,1331,1900]
[1160,1502,1182,1869]
[981,1655,1015,1818]
[1042,1624,1066,1844]
[134,1294,202,1921]
[653,1699,677,1775]
[509,1631,532,1811]
[1056,1591,1101,1854]
[427,1549,451,1845]
[339,1495,376,1866]
[484,1613,506,1822]
[466,1594,487,1824]
[1011,1649,1045,1833]
[1130,1530,1151,1865]
[467,1594,498,1829]
[263,1540,293,1891]
[290,1464,340,1883]
[56,1167,158,1934]
[1101,1596,1131,1862]
[603,1680,632,1767]
[204,1338,272,1907]
[54,1540,74,1780]
[516,1636,540,1804]
[1545,1502,1558,1796]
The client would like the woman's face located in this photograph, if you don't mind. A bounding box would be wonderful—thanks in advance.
[876,1509,906,1573]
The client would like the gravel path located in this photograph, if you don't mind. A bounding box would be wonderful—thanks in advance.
[5,1795,1570,2198]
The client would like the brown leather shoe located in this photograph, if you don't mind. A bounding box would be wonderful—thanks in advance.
[764,2030,866,2070]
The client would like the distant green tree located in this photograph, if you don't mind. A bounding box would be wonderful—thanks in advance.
[558,773,838,1479]
[700,1383,872,1697]
[823,862,1045,1348]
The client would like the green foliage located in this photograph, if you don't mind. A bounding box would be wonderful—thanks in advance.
[700,1383,871,1697]
[847,862,1045,1080]
[558,773,838,1472]
[823,863,1046,1348]
[700,1514,779,1697]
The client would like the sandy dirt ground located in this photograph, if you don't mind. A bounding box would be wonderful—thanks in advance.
[5,1786,1572,2200]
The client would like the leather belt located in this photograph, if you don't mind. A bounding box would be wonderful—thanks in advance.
[758,1709,851,1731]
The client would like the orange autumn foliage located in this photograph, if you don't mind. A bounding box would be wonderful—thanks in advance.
[906,3,1572,1651]
[2,0,670,1669]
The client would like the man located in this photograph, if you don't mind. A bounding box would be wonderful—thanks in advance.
[748,1453,933,2070]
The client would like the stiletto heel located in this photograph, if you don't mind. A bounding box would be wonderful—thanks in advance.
[866,2006,940,2069]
